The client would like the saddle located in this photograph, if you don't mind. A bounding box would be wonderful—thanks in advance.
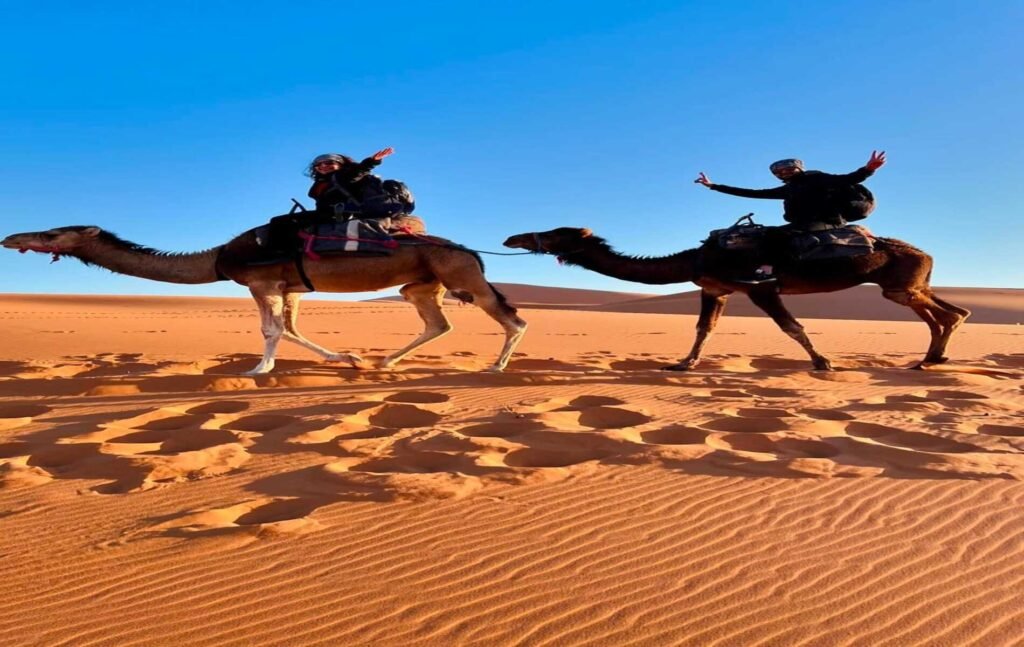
[299,217,399,259]
[706,215,875,261]
[788,224,875,261]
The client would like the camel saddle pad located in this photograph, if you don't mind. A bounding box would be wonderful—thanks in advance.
[307,218,398,256]
[790,225,875,261]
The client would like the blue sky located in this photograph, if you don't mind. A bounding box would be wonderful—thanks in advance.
[1,1,1021,298]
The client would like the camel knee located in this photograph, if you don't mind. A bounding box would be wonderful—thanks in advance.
[882,289,917,306]
[261,323,283,339]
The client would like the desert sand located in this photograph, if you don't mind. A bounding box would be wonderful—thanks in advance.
[1,289,1022,646]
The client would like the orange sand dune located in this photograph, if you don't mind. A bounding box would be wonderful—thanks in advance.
[590,286,1024,324]
[1,294,1022,646]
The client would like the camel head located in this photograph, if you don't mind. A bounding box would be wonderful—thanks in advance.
[2,226,102,256]
[503,227,595,255]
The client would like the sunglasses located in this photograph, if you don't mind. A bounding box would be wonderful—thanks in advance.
[314,161,341,167]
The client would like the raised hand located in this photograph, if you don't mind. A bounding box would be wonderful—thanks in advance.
[694,172,713,187]
[372,147,395,161]
[866,150,886,171]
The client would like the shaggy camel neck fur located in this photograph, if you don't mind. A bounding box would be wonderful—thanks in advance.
[2,226,527,374]
[504,227,969,370]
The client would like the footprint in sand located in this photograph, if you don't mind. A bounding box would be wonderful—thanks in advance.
[458,420,548,438]
[534,406,652,430]
[707,433,840,459]
[699,416,791,434]
[978,423,1024,437]
[800,408,856,421]
[732,407,793,419]
[121,497,323,543]
[0,403,52,431]
[24,406,256,493]
[383,391,451,404]
[641,425,709,445]
[222,414,301,432]
[365,404,444,429]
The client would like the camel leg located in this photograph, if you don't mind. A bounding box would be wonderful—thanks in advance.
[461,284,527,373]
[928,291,971,361]
[280,292,364,368]
[378,282,453,369]
[664,289,731,371]
[746,288,833,370]
[881,288,970,366]
[245,282,286,375]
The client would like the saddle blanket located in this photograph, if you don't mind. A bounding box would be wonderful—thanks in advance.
[296,218,400,258]
[790,225,875,261]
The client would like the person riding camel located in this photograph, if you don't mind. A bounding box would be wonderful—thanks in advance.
[263,147,422,260]
[307,148,402,219]
[695,151,886,228]
[694,151,886,282]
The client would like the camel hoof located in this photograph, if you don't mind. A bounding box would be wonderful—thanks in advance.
[326,353,367,369]
[242,366,273,376]
[483,365,505,373]
[376,358,398,370]
[662,362,695,372]
[812,358,833,371]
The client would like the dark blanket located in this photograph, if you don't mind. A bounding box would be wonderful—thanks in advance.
[298,218,399,258]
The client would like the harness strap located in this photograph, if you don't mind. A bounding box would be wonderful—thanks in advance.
[294,254,315,291]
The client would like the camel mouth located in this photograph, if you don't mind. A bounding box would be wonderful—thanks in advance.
[502,234,538,251]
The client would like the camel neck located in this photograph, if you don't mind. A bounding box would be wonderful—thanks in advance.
[76,238,224,284]
[558,242,699,285]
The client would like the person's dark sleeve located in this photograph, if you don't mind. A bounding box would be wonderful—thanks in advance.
[824,166,875,184]
[342,157,381,182]
[709,184,788,199]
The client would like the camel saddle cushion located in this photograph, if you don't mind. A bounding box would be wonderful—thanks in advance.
[303,218,399,256]
[789,224,875,261]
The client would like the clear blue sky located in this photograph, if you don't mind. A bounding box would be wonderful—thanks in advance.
[2,1,1021,298]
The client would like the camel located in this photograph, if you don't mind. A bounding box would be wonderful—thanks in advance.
[504,227,969,370]
[2,226,527,374]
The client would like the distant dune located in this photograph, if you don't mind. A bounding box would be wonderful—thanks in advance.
[589,286,1023,325]
[371,282,654,307]
[374,283,1022,324]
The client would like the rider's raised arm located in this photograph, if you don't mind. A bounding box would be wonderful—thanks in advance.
[824,166,875,184]
[709,184,788,199]
[826,151,885,184]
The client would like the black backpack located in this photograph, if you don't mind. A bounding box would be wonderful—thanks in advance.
[382,179,416,213]
[835,183,875,222]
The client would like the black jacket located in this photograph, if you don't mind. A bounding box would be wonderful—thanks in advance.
[308,157,386,214]
[710,167,875,227]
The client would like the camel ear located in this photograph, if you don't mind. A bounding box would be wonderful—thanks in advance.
[82,227,101,237]
[579,228,593,238]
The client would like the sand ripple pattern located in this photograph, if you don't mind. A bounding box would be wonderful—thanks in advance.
[1,345,1023,646]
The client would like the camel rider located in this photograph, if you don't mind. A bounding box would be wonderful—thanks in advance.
[263,148,421,259]
[694,151,886,229]
[694,151,886,283]
[307,148,408,219]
